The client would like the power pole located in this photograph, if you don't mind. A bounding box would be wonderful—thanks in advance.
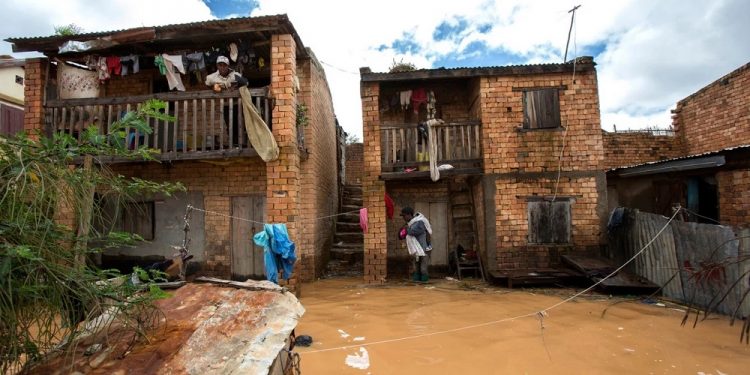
[563,5,581,62]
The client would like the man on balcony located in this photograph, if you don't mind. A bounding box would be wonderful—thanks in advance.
[205,56,249,148]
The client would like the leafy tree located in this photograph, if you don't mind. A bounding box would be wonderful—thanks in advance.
[0,100,184,373]
[53,23,84,36]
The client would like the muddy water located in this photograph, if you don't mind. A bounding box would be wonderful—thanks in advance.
[296,278,750,374]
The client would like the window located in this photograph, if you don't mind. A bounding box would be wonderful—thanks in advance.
[523,89,561,129]
[527,199,571,244]
[15,75,23,85]
[119,202,155,240]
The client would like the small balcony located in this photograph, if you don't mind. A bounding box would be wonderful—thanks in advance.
[380,120,483,179]
[43,88,273,163]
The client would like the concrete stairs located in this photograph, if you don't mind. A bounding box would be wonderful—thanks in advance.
[326,184,364,277]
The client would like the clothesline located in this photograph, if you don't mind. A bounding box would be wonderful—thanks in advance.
[187,205,364,225]
[302,207,682,355]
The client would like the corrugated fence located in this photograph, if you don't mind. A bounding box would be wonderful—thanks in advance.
[608,208,750,317]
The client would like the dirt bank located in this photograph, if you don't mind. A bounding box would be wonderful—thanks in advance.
[296,278,749,374]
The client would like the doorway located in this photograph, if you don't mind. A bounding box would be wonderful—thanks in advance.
[231,195,266,281]
[413,201,448,265]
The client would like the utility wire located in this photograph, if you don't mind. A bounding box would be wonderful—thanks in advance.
[188,205,363,225]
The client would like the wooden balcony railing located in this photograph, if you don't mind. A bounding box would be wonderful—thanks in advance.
[380,121,482,173]
[43,88,272,162]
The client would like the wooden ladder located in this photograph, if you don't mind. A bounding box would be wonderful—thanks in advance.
[449,177,485,281]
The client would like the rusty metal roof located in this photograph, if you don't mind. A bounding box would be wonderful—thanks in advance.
[5,14,307,57]
[608,144,750,174]
[360,56,596,82]
[28,280,305,374]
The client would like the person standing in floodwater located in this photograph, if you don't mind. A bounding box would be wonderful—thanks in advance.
[400,206,433,282]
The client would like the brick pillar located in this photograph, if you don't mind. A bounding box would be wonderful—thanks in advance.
[361,80,387,283]
[267,34,301,291]
[23,58,48,136]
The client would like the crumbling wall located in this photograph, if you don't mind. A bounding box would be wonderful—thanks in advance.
[602,131,685,169]
[345,143,363,185]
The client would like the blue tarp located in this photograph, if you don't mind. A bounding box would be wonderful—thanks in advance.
[253,224,296,283]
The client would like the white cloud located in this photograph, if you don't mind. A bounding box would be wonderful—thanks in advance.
[1,0,748,138]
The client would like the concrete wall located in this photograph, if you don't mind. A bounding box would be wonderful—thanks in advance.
[0,65,25,104]
[673,62,750,155]
[110,160,266,275]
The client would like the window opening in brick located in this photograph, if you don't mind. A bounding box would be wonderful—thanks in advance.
[527,199,571,244]
[119,201,155,241]
[523,88,561,129]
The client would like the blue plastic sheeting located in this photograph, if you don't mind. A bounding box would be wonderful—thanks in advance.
[253,224,296,284]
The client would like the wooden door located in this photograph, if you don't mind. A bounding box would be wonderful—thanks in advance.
[231,195,266,281]
[414,201,448,265]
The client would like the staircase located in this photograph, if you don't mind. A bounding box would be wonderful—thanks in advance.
[326,184,364,276]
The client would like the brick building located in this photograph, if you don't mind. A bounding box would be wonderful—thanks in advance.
[606,61,750,228]
[7,15,342,284]
[359,57,608,282]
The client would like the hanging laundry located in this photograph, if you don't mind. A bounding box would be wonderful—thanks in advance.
[154,55,167,75]
[229,42,239,62]
[411,88,428,114]
[120,55,140,75]
[253,224,297,284]
[57,62,100,99]
[359,208,368,233]
[96,57,110,82]
[106,56,121,76]
[426,90,437,119]
[384,193,395,219]
[160,54,186,91]
[185,52,206,72]
[239,86,279,161]
[400,90,412,111]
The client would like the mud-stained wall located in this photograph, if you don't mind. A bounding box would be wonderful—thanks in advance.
[111,159,266,276]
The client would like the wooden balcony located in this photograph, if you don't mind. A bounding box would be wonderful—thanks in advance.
[43,88,273,163]
[380,121,483,179]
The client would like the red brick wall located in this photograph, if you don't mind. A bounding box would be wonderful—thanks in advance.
[717,169,750,228]
[361,80,387,283]
[267,34,301,289]
[480,70,604,174]
[23,58,47,135]
[494,177,601,269]
[345,143,363,184]
[673,62,750,155]
[111,160,266,275]
[478,68,607,270]
[297,54,338,281]
[602,132,685,169]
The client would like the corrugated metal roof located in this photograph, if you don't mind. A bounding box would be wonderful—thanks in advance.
[360,56,595,81]
[608,144,750,172]
[5,14,307,57]
[29,279,305,374]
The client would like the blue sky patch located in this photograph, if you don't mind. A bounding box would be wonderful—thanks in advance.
[433,18,469,41]
[203,0,258,18]
[391,32,421,54]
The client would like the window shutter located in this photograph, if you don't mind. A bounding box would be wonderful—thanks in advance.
[528,200,571,244]
[523,89,560,129]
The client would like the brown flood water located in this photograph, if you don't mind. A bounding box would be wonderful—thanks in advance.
[296,277,750,374]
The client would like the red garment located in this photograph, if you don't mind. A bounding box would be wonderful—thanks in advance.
[384,193,395,219]
[359,208,368,233]
[411,88,428,114]
[106,56,121,76]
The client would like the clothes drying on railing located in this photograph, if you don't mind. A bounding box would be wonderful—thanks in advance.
[239,86,279,162]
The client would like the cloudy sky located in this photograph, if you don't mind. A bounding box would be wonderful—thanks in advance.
[1,0,748,139]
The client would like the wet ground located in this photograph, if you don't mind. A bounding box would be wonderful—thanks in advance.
[296,277,750,374]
